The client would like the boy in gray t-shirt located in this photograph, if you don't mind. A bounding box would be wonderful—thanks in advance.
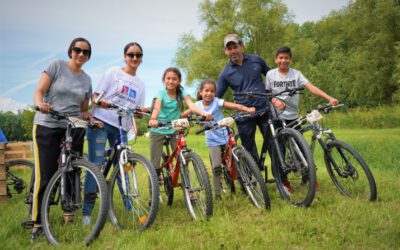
[266,46,339,121]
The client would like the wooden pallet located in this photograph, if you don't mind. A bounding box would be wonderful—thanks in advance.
[0,142,33,202]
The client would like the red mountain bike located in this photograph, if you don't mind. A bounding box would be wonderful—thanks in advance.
[196,113,270,210]
[157,117,213,220]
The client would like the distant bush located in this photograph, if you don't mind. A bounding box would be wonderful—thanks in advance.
[316,105,400,129]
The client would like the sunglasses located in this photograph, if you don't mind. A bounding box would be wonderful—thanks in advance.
[126,53,143,59]
[72,47,90,56]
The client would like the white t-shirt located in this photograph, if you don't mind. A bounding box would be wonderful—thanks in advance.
[92,67,145,131]
[266,68,309,120]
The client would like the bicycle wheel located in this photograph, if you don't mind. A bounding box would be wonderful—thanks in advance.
[109,153,159,230]
[5,159,34,200]
[324,140,377,201]
[181,151,213,220]
[221,164,235,193]
[41,159,108,246]
[160,152,174,206]
[234,148,270,210]
[273,128,316,207]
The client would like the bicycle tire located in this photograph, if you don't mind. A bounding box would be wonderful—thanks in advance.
[324,140,377,201]
[272,128,316,207]
[161,152,174,206]
[5,159,34,199]
[41,159,108,246]
[181,151,213,220]
[234,148,270,210]
[108,152,159,230]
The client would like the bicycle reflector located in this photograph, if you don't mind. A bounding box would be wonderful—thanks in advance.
[172,118,189,128]
[306,110,323,123]
[218,117,234,127]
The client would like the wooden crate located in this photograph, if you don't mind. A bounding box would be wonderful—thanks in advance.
[0,143,5,164]
[5,142,33,161]
[0,143,5,202]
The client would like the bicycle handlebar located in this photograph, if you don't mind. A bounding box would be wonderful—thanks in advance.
[195,112,252,135]
[233,87,304,100]
[35,106,97,128]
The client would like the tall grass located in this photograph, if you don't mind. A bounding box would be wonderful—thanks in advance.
[1,128,399,249]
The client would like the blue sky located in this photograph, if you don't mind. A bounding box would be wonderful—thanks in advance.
[0,0,350,113]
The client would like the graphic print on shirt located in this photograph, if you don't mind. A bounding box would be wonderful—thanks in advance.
[111,79,139,106]
[273,80,297,88]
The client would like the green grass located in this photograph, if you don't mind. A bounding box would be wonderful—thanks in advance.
[1,128,399,249]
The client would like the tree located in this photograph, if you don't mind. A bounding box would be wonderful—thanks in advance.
[175,0,400,107]
[175,0,293,89]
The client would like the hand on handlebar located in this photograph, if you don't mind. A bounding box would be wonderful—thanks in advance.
[37,103,53,114]
[272,98,286,110]
[328,98,340,107]
[246,107,256,114]
[203,113,213,121]
[148,119,159,128]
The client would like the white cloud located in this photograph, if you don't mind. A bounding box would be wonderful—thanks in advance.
[0,98,29,113]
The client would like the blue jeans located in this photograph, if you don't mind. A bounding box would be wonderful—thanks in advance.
[83,123,128,215]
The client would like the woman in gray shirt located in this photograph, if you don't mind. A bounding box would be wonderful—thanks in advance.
[30,37,93,240]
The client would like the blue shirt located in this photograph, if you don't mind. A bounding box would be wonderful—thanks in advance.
[217,54,270,111]
[151,88,188,135]
[195,98,229,147]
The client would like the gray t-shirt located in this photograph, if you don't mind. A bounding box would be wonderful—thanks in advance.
[33,60,92,128]
[266,68,309,120]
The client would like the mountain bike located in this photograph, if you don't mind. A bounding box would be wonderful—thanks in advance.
[286,104,377,201]
[234,88,317,207]
[97,102,159,230]
[195,113,270,210]
[156,117,213,220]
[5,159,33,201]
[37,109,109,246]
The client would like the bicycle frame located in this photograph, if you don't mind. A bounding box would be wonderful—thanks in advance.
[222,126,239,180]
[297,106,353,178]
[161,131,189,188]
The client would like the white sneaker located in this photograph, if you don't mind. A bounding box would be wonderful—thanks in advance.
[82,215,91,225]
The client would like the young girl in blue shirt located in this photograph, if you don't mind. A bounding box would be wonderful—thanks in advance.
[182,80,255,198]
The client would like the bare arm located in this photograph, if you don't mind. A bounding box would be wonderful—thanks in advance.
[33,72,53,113]
[223,101,256,113]
[184,96,212,121]
[148,98,162,127]
[180,109,192,118]
[305,82,339,106]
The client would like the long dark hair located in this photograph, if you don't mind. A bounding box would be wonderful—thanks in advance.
[197,80,216,100]
[68,37,92,59]
[162,67,184,111]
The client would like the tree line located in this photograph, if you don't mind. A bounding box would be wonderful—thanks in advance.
[174,0,400,108]
[3,0,399,141]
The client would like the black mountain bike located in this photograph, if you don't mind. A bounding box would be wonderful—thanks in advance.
[5,159,34,201]
[97,102,160,230]
[287,104,377,201]
[234,88,317,207]
[37,109,109,246]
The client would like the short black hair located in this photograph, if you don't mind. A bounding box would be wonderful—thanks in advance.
[68,37,92,59]
[275,46,292,58]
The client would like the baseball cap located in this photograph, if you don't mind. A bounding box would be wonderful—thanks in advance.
[224,34,242,48]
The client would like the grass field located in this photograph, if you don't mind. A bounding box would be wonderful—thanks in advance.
[1,128,399,250]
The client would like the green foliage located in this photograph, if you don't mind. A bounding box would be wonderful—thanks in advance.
[175,0,400,107]
[0,110,32,141]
